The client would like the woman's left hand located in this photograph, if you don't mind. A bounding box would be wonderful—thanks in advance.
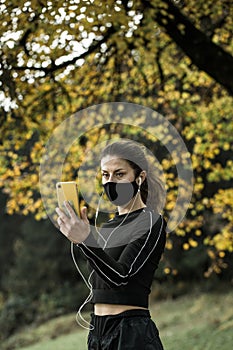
[55,201,90,244]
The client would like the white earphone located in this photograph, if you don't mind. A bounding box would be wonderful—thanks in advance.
[138,177,142,187]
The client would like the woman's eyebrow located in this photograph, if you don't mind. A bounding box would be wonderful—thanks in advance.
[114,168,125,172]
[101,168,125,173]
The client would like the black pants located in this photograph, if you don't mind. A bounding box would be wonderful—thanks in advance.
[87,309,164,350]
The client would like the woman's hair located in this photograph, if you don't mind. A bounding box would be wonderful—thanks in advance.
[100,140,165,213]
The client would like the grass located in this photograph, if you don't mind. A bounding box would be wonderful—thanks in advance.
[2,290,233,350]
[154,291,233,350]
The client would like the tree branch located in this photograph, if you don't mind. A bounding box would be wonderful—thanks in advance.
[151,0,233,95]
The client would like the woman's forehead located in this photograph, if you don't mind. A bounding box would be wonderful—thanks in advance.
[100,155,131,170]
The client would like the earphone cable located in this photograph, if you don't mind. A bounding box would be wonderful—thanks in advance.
[71,182,143,330]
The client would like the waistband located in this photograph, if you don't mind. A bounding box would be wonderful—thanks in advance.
[90,309,151,337]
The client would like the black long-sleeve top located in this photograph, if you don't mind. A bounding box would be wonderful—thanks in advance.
[77,207,166,308]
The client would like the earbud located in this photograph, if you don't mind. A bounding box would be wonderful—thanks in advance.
[138,177,142,187]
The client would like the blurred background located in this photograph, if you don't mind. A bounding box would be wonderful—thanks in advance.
[0,0,232,349]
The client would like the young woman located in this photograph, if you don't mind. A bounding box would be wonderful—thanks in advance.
[56,140,166,350]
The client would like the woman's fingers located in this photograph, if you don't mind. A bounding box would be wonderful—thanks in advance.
[80,206,89,224]
[57,217,63,226]
[63,201,78,220]
[55,206,66,219]
[55,203,90,244]
[55,207,69,231]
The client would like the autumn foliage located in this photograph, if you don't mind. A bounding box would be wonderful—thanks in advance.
[0,0,233,283]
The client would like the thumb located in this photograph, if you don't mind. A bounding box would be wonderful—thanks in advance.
[80,206,89,224]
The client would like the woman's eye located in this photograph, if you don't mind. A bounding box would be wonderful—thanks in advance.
[116,173,124,177]
[102,173,109,178]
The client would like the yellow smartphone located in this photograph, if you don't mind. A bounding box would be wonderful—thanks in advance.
[56,181,80,217]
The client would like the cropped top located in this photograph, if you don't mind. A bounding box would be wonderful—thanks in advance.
[77,207,166,308]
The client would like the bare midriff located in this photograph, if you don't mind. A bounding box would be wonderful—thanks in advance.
[94,303,148,316]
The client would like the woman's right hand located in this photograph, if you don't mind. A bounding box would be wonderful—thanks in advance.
[56,201,90,244]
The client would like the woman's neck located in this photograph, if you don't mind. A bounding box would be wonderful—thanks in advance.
[117,196,146,215]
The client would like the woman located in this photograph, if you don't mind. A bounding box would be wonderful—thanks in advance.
[56,140,166,350]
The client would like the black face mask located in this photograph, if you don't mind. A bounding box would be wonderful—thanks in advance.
[103,180,139,206]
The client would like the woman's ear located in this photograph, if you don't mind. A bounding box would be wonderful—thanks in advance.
[137,171,147,185]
